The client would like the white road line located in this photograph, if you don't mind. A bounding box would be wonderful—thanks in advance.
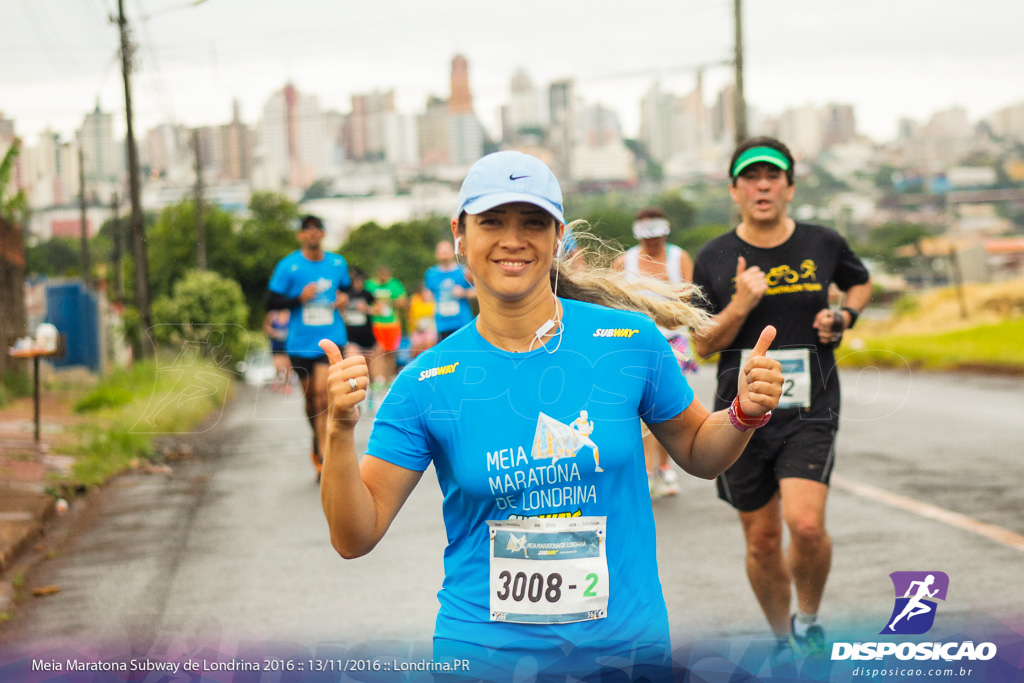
[832,474,1024,552]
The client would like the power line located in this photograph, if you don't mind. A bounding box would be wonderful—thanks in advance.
[20,1,76,75]
[133,0,179,126]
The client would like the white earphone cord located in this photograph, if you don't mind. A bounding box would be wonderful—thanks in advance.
[528,237,564,354]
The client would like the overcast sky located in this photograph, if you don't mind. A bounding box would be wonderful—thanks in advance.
[2,0,1023,145]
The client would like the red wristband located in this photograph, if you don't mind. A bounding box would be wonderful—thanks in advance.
[729,396,771,431]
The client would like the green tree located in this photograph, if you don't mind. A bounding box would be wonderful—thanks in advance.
[342,217,450,290]
[151,269,251,366]
[579,204,635,248]
[146,200,237,301]
[675,224,732,256]
[854,222,931,270]
[1,140,30,383]
[657,190,697,242]
[301,178,334,202]
[623,139,663,182]
[26,237,82,277]
[232,192,300,326]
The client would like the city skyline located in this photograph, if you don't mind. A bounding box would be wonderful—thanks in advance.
[2,0,1023,145]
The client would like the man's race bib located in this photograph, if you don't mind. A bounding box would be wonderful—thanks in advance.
[343,309,367,326]
[487,517,608,624]
[302,303,334,327]
[438,300,460,317]
[740,347,811,409]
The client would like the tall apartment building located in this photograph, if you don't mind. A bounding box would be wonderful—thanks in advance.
[548,80,576,179]
[193,125,222,179]
[502,69,548,142]
[255,83,327,190]
[449,55,473,115]
[822,103,857,148]
[144,123,189,183]
[382,113,420,169]
[77,103,122,200]
[710,84,736,149]
[777,104,825,160]
[24,130,76,207]
[572,103,634,184]
[350,90,395,160]
[322,110,346,174]
[446,56,484,166]
[418,96,451,168]
[986,101,1024,141]
[898,106,973,172]
[219,100,253,183]
[639,77,717,177]
[640,84,675,164]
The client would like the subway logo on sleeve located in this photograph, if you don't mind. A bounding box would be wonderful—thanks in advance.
[593,328,640,338]
[419,362,461,381]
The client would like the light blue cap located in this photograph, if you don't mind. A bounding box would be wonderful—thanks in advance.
[456,151,565,224]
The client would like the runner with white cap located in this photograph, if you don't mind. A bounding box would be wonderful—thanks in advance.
[614,207,697,498]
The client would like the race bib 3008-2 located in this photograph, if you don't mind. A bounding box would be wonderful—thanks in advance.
[487,517,608,624]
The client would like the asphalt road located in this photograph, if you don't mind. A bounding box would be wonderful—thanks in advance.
[1,365,1022,671]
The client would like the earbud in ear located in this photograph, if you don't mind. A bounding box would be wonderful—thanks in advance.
[555,238,564,258]
[454,236,462,254]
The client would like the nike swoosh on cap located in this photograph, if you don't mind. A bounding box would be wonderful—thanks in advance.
[509,174,530,180]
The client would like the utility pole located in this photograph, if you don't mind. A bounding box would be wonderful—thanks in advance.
[111,192,124,300]
[192,129,206,270]
[733,0,748,145]
[116,0,152,355]
[78,145,92,289]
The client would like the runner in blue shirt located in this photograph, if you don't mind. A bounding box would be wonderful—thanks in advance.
[266,214,350,478]
[317,152,784,680]
[424,240,476,341]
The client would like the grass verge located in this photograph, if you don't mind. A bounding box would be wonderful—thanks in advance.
[55,356,233,489]
[840,318,1024,373]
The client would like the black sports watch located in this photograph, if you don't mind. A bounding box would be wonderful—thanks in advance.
[841,306,860,329]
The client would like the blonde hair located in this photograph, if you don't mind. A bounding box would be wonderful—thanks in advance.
[554,221,709,330]
[455,213,709,330]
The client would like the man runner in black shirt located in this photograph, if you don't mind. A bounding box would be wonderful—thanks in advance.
[692,137,872,661]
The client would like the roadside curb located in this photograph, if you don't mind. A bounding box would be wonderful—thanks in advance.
[0,484,56,574]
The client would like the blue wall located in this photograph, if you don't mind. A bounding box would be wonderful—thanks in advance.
[45,281,100,372]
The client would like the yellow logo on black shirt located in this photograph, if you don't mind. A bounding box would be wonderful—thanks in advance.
[418,361,460,382]
[593,328,640,338]
[731,259,823,296]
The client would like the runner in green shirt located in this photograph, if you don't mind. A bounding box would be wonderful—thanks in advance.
[366,264,407,390]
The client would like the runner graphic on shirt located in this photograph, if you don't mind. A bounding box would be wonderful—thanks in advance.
[530,411,603,473]
[573,410,603,472]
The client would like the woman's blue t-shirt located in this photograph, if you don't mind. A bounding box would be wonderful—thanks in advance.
[366,298,693,670]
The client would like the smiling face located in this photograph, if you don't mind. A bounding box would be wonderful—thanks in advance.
[729,162,795,227]
[456,202,562,303]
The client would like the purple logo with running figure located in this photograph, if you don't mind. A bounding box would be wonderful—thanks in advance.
[881,571,950,635]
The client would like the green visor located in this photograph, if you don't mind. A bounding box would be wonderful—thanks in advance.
[731,146,790,177]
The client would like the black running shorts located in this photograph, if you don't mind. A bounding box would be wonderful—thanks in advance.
[716,422,838,512]
[288,353,330,382]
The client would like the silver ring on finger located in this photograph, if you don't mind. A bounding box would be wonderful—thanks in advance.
[348,378,359,392]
